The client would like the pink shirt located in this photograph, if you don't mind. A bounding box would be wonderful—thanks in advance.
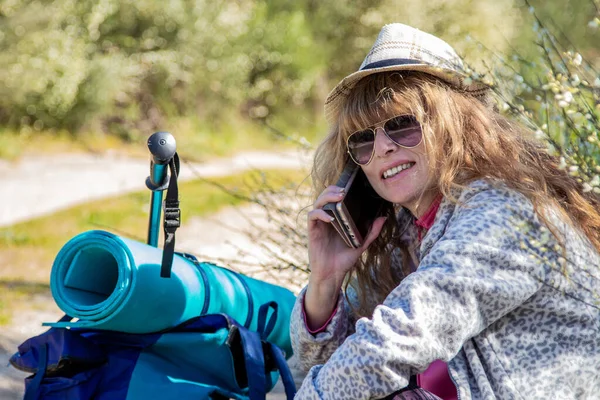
[414,196,457,400]
[304,197,457,399]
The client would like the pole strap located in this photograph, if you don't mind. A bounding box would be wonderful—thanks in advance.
[160,153,180,278]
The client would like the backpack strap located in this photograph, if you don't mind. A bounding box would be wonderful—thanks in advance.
[176,253,212,315]
[233,325,268,400]
[24,342,48,400]
[257,302,278,340]
[238,305,297,400]
[265,342,297,400]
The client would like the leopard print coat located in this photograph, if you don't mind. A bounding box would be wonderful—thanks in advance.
[291,179,600,399]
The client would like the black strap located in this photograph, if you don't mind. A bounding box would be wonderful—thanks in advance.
[161,153,181,278]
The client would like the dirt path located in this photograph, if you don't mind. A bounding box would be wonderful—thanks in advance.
[0,150,311,227]
[0,150,311,399]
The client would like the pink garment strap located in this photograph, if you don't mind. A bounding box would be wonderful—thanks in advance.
[415,195,442,230]
[414,195,457,399]
[302,297,338,334]
[415,195,443,241]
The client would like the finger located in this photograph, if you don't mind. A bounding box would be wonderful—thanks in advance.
[315,185,345,200]
[307,209,336,224]
[313,187,346,210]
[325,184,346,193]
[360,216,387,251]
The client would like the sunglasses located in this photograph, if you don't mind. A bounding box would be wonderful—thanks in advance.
[346,114,422,165]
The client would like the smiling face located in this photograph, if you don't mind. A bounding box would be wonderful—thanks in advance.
[360,124,435,216]
[339,74,440,217]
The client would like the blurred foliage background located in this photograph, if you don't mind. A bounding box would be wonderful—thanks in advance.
[1,0,598,159]
[0,0,599,334]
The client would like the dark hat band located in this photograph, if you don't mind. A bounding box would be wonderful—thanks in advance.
[360,58,424,70]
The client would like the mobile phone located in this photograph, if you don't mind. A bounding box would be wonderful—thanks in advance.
[323,163,357,248]
[323,161,386,248]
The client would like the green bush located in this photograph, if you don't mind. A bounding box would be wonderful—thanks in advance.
[0,0,561,141]
[479,0,600,191]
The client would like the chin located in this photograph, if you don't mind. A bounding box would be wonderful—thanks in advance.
[389,194,419,208]
[384,187,421,207]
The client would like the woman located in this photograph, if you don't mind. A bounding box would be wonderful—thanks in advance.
[291,23,600,399]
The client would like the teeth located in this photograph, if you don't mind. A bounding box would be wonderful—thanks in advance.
[383,163,414,179]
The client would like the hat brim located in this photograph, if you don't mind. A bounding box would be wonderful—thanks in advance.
[324,63,490,125]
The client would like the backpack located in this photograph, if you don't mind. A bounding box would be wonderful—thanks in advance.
[10,313,296,400]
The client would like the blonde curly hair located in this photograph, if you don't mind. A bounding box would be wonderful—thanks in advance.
[311,71,600,316]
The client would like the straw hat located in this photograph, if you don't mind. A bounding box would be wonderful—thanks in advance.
[324,23,490,124]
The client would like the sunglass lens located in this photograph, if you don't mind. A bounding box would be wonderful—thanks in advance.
[385,115,422,147]
[348,130,375,164]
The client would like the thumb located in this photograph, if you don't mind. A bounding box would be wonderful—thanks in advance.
[360,216,387,251]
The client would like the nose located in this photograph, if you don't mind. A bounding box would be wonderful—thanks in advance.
[373,127,397,159]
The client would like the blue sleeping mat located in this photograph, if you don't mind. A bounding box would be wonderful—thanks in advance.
[44,230,296,356]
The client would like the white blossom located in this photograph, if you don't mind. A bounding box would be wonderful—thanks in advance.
[535,129,545,139]
[563,91,574,103]
[558,157,567,169]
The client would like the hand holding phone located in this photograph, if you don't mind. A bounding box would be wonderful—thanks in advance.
[323,161,386,248]
[305,163,387,329]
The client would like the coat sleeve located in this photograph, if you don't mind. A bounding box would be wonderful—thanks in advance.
[290,285,359,373]
[294,184,558,399]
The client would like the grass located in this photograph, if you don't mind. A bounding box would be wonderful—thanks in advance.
[0,167,309,282]
[0,114,324,162]
[0,128,147,160]
[0,280,51,325]
[0,167,309,325]
[168,115,320,162]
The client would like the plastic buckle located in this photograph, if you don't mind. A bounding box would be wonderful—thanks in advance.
[164,206,181,230]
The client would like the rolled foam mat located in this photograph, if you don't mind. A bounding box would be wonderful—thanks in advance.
[44,230,296,356]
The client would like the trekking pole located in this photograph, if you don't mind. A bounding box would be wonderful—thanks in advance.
[145,131,177,247]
